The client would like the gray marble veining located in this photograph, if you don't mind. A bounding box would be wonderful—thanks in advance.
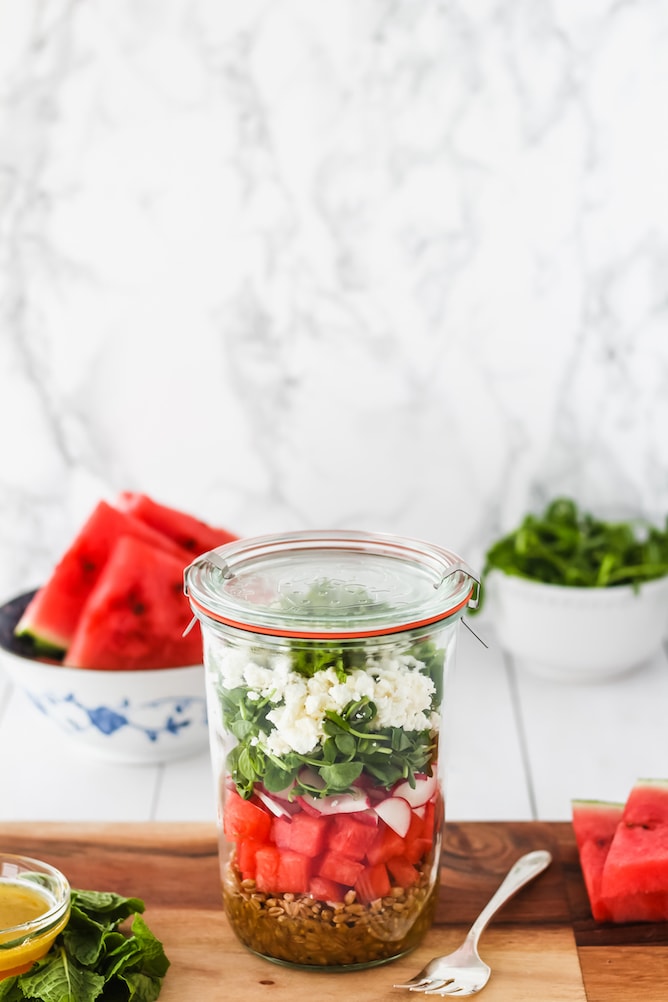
[1,0,668,597]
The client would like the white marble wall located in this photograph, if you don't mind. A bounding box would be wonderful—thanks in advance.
[2,0,668,600]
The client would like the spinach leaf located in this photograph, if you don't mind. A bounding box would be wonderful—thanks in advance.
[3,891,169,1002]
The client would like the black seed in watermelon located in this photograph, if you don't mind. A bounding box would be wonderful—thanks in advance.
[15,501,186,652]
[116,491,237,556]
[65,534,202,670]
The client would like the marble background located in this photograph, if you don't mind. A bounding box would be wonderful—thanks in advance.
[2,0,668,601]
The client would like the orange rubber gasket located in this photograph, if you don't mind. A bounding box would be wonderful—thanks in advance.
[188,587,474,639]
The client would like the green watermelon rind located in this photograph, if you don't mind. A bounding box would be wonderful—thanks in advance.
[571,798,625,809]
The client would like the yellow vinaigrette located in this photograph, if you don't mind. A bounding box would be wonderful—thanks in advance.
[0,881,69,978]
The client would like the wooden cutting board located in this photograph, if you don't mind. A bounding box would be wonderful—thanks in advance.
[1,820,667,1001]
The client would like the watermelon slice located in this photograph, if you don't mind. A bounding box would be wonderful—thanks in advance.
[15,501,185,652]
[600,779,668,920]
[573,780,668,923]
[64,535,202,670]
[571,799,624,921]
[116,492,237,556]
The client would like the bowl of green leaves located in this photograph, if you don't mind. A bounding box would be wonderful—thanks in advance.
[477,497,668,681]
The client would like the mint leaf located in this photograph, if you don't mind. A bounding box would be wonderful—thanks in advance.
[69,891,145,922]
[125,916,169,979]
[0,978,23,1001]
[8,891,169,1002]
[118,970,163,1002]
[19,948,105,1002]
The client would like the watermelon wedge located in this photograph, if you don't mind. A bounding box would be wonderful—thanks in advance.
[15,501,185,652]
[65,535,203,670]
[573,780,668,923]
[600,778,668,921]
[116,492,237,556]
[571,799,623,921]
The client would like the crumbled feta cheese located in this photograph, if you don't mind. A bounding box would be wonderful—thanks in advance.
[217,639,441,758]
[368,653,436,732]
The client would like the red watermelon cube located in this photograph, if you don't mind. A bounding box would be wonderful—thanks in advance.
[236,838,265,880]
[386,855,419,888]
[355,863,391,903]
[272,811,330,857]
[327,814,378,861]
[254,846,281,894]
[404,837,433,865]
[317,852,365,887]
[224,790,272,843]
[309,876,346,903]
[277,850,312,894]
[366,822,406,866]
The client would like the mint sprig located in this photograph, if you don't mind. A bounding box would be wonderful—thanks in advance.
[0,890,169,1002]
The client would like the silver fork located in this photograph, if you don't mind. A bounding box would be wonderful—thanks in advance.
[393,849,552,997]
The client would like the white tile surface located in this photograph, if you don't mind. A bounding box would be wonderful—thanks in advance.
[0,683,160,822]
[514,642,668,820]
[444,622,533,821]
[152,751,216,823]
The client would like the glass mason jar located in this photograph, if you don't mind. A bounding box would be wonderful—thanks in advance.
[185,530,478,971]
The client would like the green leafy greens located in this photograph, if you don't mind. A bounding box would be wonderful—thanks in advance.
[476,496,668,609]
[0,890,169,1002]
[220,576,446,802]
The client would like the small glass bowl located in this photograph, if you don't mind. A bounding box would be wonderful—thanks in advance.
[0,854,71,979]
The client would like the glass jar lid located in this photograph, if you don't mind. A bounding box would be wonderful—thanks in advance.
[184,530,479,639]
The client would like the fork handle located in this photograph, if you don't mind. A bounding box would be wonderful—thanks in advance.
[468,849,552,947]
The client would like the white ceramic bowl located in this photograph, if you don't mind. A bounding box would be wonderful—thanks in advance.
[0,590,208,764]
[483,571,668,682]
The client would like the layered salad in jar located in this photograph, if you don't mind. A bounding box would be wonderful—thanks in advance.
[206,604,451,969]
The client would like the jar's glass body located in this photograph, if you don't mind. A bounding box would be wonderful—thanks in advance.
[186,531,476,971]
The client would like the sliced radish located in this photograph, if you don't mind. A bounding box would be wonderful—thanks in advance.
[392,774,437,808]
[298,790,371,816]
[295,795,322,818]
[374,796,412,837]
[297,766,326,791]
[255,788,294,818]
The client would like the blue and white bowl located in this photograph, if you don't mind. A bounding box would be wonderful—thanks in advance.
[0,590,208,764]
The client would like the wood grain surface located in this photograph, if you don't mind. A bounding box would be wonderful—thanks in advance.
[1,820,666,1001]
